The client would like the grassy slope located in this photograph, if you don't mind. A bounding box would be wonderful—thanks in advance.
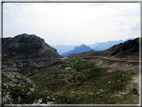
[2,57,139,104]
[27,58,139,104]
[67,49,110,58]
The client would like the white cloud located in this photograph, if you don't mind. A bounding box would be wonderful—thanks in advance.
[3,3,140,45]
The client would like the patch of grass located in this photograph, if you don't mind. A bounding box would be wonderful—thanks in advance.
[72,59,94,72]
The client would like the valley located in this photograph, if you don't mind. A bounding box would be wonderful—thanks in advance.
[2,34,140,105]
[2,55,140,104]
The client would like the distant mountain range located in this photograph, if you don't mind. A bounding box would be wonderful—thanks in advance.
[51,45,74,55]
[91,40,123,51]
[89,42,100,49]
[90,38,134,51]
[67,37,139,60]
[52,38,134,57]
[61,44,92,57]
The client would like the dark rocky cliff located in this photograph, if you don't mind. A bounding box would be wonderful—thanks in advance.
[2,33,62,61]
[109,37,139,60]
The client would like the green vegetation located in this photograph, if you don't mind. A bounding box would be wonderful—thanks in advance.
[53,68,137,104]
[2,56,139,104]
[26,58,139,104]
[67,49,110,58]
[72,59,94,72]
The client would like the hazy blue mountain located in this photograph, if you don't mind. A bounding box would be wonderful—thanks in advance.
[92,38,134,51]
[122,38,134,42]
[89,42,100,49]
[52,38,134,55]
[51,45,75,55]
[93,40,123,51]
[61,44,92,57]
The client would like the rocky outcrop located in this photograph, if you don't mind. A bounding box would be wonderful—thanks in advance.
[2,33,62,61]
[2,71,53,104]
[2,71,36,104]
[109,37,139,60]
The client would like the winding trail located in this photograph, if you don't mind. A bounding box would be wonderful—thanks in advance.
[3,56,140,64]
[102,57,139,63]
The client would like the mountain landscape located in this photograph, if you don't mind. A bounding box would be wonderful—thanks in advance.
[2,34,140,105]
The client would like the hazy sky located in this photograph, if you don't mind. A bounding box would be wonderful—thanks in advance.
[3,3,140,46]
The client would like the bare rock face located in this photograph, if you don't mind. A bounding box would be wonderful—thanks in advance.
[2,33,62,61]
[109,37,139,60]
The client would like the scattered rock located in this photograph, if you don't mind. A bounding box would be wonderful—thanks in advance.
[37,99,42,104]
[95,92,100,95]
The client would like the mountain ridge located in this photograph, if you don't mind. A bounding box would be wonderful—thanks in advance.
[52,38,134,56]
[66,37,139,61]
[92,40,123,51]
[2,33,62,61]
[91,38,134,51]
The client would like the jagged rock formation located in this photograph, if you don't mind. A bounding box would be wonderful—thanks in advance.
[2,33,62,61]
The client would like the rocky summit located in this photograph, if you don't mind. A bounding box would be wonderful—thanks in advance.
[2,33,62,61]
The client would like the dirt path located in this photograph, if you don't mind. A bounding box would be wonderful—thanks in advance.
[103,57,139,63]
